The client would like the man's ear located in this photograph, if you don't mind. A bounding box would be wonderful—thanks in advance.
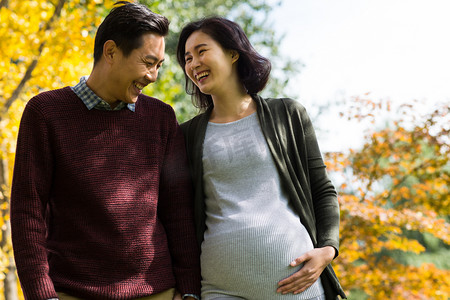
[103,40,117,64]
[230,50,239,64]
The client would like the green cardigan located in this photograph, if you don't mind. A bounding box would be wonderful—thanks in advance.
[181,95,346,299]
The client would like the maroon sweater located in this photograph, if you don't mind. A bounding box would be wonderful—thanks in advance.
[10,87,201,299]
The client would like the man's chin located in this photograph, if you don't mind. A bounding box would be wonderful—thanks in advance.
[127,95,139,104]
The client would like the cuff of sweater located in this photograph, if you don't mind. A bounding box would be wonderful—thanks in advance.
[183,294,200,300]
[19,276,57,300]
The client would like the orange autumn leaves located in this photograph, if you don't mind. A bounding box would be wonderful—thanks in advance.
[1,1,449,299]
[327,97,449,299]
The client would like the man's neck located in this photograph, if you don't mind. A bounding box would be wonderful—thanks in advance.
[86,66,122,109]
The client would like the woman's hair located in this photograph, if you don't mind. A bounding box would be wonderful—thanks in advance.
[93,1,169,65]
[176,17,271,111]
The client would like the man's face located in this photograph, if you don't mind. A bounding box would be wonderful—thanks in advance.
[109,32,165,105]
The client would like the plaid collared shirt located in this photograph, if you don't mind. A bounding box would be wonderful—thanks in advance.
[71,76,135,112]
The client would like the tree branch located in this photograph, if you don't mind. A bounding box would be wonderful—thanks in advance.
[2,0,66,113]
[0,0,9,9]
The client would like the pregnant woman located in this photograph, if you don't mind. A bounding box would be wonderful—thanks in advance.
[177,17,347,300]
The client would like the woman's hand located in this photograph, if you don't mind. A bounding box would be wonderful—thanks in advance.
[277,246,335,295]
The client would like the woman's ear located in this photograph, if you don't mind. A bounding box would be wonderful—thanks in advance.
[230,50,239,64]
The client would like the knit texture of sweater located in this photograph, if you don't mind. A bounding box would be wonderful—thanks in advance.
[10,87,201,300]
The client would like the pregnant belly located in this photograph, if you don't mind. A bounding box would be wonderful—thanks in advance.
[200,226,315,291]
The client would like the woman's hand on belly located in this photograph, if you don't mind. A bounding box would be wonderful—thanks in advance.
[276,246,336,295]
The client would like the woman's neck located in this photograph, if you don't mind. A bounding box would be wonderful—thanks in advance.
[210,90,256,123]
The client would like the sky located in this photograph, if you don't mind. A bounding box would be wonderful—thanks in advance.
[269,0,450,151]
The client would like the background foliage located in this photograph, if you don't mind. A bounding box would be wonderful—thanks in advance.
[0,1,448,299]
[327,98,450,299]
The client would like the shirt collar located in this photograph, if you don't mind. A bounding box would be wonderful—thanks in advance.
[71,76,135,112]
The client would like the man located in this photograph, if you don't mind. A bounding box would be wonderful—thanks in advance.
[10,2,200,299]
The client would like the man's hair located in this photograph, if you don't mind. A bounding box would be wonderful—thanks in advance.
[93,1,169,65]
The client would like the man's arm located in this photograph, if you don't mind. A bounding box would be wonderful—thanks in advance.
[158,113,201,297]
[10,99,58,299]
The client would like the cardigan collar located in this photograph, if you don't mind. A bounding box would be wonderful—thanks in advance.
[194,94,289,180]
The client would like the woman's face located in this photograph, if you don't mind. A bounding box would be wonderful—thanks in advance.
[184,30,238,96]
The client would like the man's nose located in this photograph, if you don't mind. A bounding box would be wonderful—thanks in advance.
[145,71,157,83]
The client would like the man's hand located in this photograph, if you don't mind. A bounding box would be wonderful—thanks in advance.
[172,292,197,300]
[277,246,335,295]
[172,292,182,300]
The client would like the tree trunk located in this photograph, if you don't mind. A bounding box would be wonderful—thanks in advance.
[0,157,18,300]
[0,1,66,298]
[4,252,18,300]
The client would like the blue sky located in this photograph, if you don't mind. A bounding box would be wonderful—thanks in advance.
[269,0,450,151]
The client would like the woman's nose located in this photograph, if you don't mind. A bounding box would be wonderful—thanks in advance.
[190,56,200,70]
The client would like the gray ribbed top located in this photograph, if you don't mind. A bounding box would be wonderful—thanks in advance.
[201,113,324,300]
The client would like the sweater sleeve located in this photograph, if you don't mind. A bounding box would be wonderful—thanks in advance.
[10,99,58,299]
[157,111,201,296]
[298,104,341,255]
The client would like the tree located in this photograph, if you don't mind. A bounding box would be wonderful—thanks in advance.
[140,0,299,122]
[326,97,450,299]
[0,0,297,298]
[0,1,115,298]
